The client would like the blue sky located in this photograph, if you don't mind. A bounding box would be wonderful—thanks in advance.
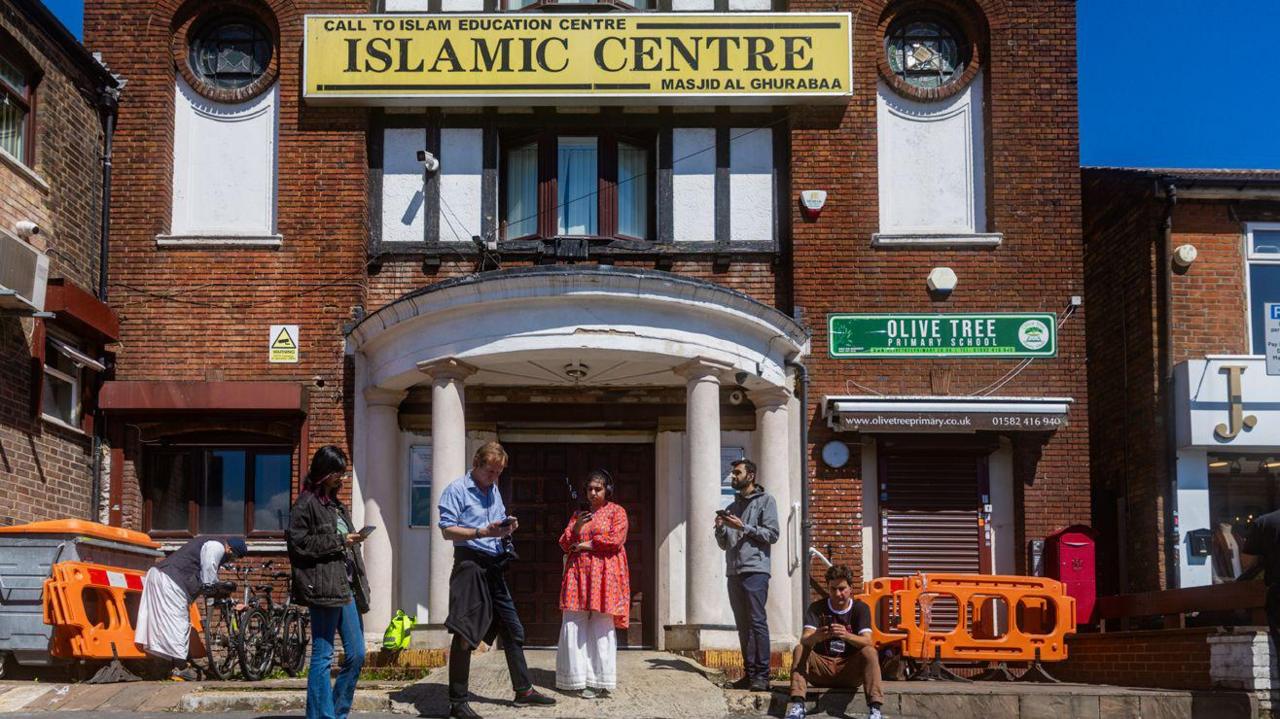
[41,0,1280,170]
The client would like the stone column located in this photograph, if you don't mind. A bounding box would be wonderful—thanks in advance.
[417,358,477,632]
[752,386,795,648]
[362,386,406,637]
[678,358,731,628]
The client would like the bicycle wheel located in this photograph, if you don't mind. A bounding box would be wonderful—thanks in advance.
[280,607,310,677]
[238,606,274,681]
[202,601,240,680]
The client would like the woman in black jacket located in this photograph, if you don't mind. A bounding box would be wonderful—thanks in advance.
[288,445,370,719]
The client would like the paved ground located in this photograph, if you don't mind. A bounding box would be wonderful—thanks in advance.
[0,649,1261,718]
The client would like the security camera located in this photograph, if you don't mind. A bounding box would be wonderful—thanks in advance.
[416,150,440,173]
[728,389,745,406]
[1173,244,1198,270]
[14,221,40,238]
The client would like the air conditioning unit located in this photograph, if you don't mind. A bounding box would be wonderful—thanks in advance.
[0,228,50,312]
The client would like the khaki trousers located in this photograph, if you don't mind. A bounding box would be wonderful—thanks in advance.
[789,643,885,706]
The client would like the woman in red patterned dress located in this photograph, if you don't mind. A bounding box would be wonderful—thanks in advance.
[555,469,630,698]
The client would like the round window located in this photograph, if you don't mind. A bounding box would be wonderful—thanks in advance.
[884,16,968,90]
[188,16,274,91]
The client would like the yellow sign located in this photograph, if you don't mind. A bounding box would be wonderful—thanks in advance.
[303,13,852,105]
[269,324,299,364]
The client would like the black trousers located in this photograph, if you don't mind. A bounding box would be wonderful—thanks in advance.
[448,559,533,704]
[1267,584,1280,654]
[727,571,771,683]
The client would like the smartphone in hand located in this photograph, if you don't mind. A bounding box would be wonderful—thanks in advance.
[358,525,377,538]
[499,516,516,527]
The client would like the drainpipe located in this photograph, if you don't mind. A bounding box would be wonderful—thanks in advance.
[786,359,811,605]
[90,83,120,523]
[1159,181,1180,589]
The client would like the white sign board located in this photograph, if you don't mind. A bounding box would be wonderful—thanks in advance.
[269,325,300,363]
[1175,358,1280,448]
[1267,303,1280,376]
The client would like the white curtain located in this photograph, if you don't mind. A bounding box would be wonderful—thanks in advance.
[558,137,598,236]
[506,142,538,238]
[618,142,647,238]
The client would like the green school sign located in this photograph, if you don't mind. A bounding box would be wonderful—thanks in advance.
[828,313,1057,358]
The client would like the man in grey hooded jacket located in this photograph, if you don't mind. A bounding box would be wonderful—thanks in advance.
[715,458,780,691]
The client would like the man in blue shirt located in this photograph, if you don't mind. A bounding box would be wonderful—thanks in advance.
[439,441,555,719]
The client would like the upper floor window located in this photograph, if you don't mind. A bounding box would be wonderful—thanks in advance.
[189,16,274,91]
[144,441,293,537]
[885,14,968,90]
[503,132,652,241]
[1247,223,1280,354]
[0,50,33,165]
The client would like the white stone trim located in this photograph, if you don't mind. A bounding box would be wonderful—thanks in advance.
[155,235,284,249]
[871,232,1003,248]
[0,147,50,192]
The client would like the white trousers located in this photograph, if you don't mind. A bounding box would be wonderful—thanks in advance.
[134,567,191,661]
[555,610,617,690]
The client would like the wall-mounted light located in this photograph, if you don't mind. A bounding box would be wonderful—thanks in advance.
[927,267,958,297]
[564,361,589,381]
[1172,244,1197,271]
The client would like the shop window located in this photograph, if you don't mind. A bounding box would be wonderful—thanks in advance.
[41,330,104,430]
[1207,454,1280,583]
[1247,223,1280,354]
[144,444,293,537]
[502,132,652,241]
[0,46,34,166]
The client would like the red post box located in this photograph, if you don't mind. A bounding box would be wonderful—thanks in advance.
[1044,525,1096,626]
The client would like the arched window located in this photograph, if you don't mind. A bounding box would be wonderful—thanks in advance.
[188,15,274,92]
[884,15,969,90]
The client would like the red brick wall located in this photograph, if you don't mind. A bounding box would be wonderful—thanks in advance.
[1054,628,1214,690]
[1084,172,1269,593]
[84,0,367,518]
[0,7,108,526]
[791,0,1089,585]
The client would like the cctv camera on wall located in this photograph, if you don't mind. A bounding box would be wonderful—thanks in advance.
[416,150,440,173]
[14,221,40,238]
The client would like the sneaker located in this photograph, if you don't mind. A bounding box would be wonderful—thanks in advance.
[723,676,752,690]
[785,701,807,719]
[514,688,557,706]
[449,702,483,719]
[595,688,610,699]
[748,678,771,692]
[580,688,598,699]
[169,667,199,682]
[868,704,884,719]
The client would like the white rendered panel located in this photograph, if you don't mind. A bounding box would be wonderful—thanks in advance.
[877,74,986,234]
[441,0,485,9]
[729,0,771,9]
[382,128,426,243]
[672,128,716,243]
[729,127,772,243]
[383,0,430,8]
[439,128,483,242]
[672,0,715,9]
[172,79,277,235]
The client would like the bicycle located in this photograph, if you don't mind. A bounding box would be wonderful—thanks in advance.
[200,579,250,680]
[240,563,310,680]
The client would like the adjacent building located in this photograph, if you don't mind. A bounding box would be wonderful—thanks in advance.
[84,0,1089,653]
[1085,167,1280,594]
[0,0,120,527]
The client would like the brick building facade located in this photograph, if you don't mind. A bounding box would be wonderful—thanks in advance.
[84,0,1088,652]
[1084,167,1280,594]
[0,0,120,527]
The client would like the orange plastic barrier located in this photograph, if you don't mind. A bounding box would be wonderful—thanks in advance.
[856,573,1076,664]
[42,561,204,660]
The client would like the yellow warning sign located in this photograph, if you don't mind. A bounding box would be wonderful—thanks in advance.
[269,324,299,363]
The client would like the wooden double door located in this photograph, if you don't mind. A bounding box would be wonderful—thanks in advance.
[499,442,656,647]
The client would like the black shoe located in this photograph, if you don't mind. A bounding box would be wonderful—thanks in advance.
[449,702,482,719]
[514,688,557,706]
[748,678,772,692]
[723,676,752,690]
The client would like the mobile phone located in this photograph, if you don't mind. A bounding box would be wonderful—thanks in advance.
[358,525,377,538]
[715,509,731,518]
[499,516,516,527]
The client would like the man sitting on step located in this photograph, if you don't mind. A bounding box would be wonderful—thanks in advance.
[786,564,886,719]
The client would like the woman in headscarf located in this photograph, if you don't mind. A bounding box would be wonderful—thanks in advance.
[555,469,631,698]
[287,445,370,719]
